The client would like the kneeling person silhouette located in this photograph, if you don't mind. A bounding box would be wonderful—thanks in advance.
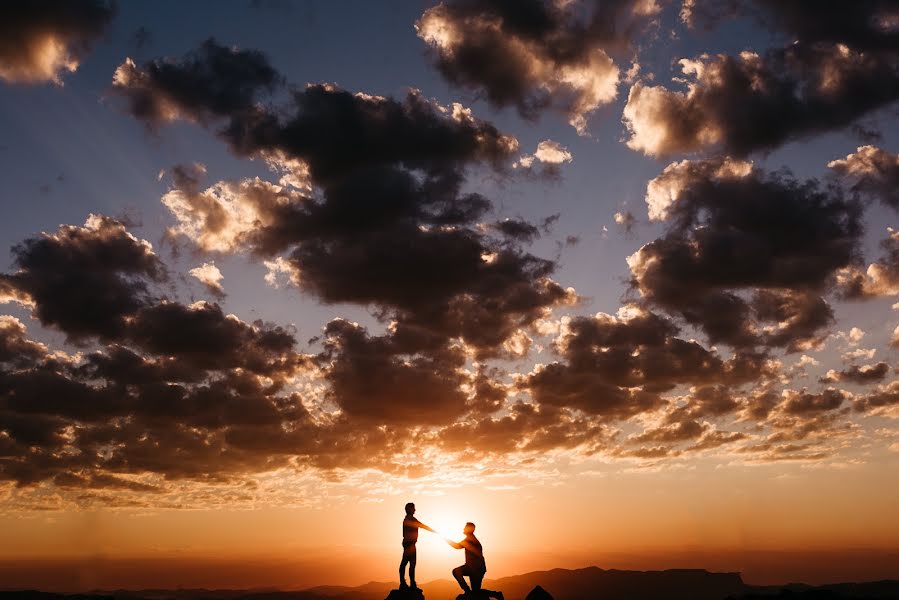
[399,502,434,590]
[446,522,503,599]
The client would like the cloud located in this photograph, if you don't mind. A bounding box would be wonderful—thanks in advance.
[853,380,899,413]
[837,228,899,298]
[522,305,771,418]
[0,0,115,84]
[515,139,573,174]
[439,401,611,456]
[623,43,899,156]
[416,0,659,133]
[112,38,281,126]
[628,159,863,350]
[120,41,572,357]
[613,210,636,233]
[189,262,224,296]
[318,319,468,425]
[779,388,848,415]
[682,0,899,52]
[820,362,889,384]
[829,145,899,209]
[0,215,165,342]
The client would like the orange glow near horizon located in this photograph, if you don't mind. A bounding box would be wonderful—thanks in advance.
[3,453,898,590]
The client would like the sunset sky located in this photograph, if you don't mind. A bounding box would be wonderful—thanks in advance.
[1,0,899,592]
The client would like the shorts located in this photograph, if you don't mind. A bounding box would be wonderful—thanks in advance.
[456,564,486,577]
[401,540,417,558]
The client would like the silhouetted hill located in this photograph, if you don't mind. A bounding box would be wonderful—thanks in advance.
[1,567,897,600]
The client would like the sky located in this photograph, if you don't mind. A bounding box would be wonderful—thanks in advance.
[1,0,899,591]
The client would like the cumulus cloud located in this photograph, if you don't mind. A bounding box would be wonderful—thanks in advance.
[613,210,636,233]
[112,38,281,125]
[0,215,165,342]
[318,319,468,425]
[820,362,889,385]
[629,159,863,350]
[0,250,318,488]
[188,262,224,296]
[625,41,899,157]
[522,305,771,418]
[837,228,899,298]
[416,0,660,133]
[515,139,573,172]
[853,380,899,413]
[829,145,899,209]
[118,41,571,358]
[682,0,899,52]
[0,0,115,84]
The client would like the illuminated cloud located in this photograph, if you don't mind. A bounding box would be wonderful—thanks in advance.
[613,211,636,233]
[515,140,573,171]
[837,228,899,298]
[623,44,899,156]
[416,0,659,133]
[188,262,224,297]
[119,41,572,358]
[162,164,306,254]
[829,145,899,209]
[0,0,115,84]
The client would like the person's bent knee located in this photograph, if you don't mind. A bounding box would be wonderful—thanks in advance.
[452,567,464,577]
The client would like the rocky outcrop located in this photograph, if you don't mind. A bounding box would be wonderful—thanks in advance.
[525,585,554,600]
[385,587,425,600]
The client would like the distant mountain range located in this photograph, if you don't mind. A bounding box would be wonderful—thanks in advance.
[3,566,898,600]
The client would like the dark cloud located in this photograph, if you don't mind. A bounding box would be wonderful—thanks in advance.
[318,319,468,425]
[0,0,115,84]
[683,0,899,52]
[523,306,771,418]
[0,215,165,342]
[780,388,848,415]
[124,301,306,377]
[416,0,660,133]
[113,38,281,126]
[852,380,899,412]
[630,418,708,444]
[631,159,862,350]
[625,5,899,156]
[491,218,541,243]
[117,41,571,357]
[819,362,889,385]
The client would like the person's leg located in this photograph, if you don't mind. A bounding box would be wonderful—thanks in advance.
[470,571,484,592]
[399,555,408,586]
[409,550,418,588]
[452,566,471,593]
[400,543,412,587]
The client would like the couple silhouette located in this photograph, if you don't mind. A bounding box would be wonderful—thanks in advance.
[399,502,503,599]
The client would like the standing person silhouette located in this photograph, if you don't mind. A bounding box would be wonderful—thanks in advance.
[399,502,434,590]
[446,522,503,598]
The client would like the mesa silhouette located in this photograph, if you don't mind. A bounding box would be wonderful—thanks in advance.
[3,566,898,600]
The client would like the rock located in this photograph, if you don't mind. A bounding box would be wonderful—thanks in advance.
[385,587,425,600]
[454,590,504,600]
[524,585,554,600]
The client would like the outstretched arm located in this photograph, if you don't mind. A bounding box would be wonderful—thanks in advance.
[445,538,463,549]
[411,516,435,533]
